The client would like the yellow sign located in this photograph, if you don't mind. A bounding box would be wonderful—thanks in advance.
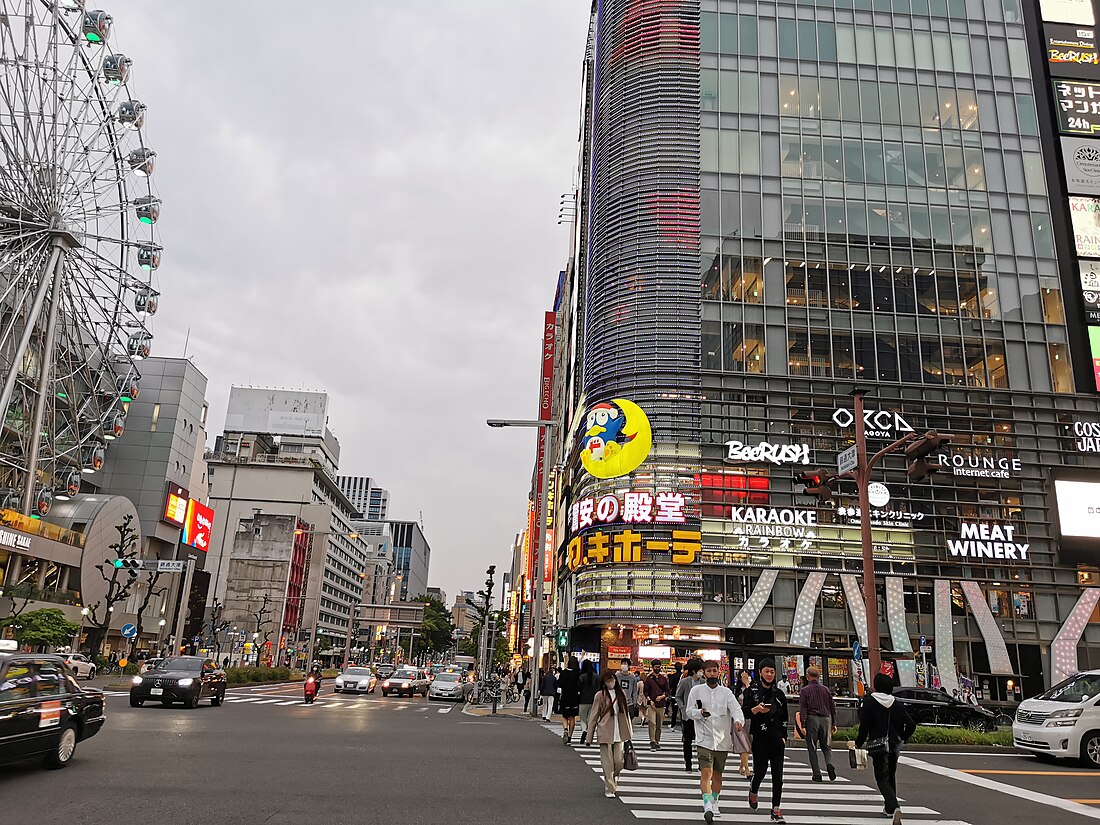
[580,399,653,479]
[567,529,702,569]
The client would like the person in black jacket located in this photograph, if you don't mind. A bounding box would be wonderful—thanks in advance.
[855,673,916,825]
[666,661,682,728]
[577,660,599,745]
[743,658,790,823]
[558,656,581,744]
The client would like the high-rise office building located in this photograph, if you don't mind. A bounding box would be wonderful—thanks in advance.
[544,0,1100,704]
[337,475,389,521]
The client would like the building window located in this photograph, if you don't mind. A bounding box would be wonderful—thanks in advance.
[1049,344,1073,394]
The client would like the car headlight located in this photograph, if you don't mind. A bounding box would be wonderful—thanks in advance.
[132,676,143,685]
[177,678,194,687]
[1046,708,1084,727]
[402,682,410,688]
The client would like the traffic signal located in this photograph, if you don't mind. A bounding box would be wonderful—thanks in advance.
[112,558,143,578]
[556,628,570,651]
[797,468,835,503]
[905,430,951,481]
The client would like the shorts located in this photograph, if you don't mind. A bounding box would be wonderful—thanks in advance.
[560,704,580,718]
[697,747,729,773]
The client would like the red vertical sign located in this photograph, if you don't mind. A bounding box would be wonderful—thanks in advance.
[529,311,557,598]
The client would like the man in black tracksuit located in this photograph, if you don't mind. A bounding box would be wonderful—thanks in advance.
[743,657,790,824]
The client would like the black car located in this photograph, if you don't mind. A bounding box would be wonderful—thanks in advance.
[0,646,106,769]
[129,656,227,708]
[893,686,997,731]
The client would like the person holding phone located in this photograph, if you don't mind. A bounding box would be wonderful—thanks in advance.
[675,657,705,771]
[684,661,746,823]
[743,658,790,823]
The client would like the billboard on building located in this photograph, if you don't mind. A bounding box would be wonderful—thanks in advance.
[162,482,189,528]
[181,499,214,552]
[1051,468,1100,561]
[1063,137,1100,193]
[1042,0,1096,25]
[1070,195,1100,255]
[224,387,329,437]
[1048,23,1100,79]
[1054,80,1100,134]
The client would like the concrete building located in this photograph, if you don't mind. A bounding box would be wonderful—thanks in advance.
[537,1,1100,706]
[206,388,378,664]
[337,475,389,521]
[426,586,447,605]
[452,590,479,644]
[354,519,431,601]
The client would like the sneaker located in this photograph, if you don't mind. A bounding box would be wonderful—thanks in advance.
[656,742,663,750]
[650,742,658,751]
[892,810,903,825]
[770,809,786,823]
[811,775,823,782]
[712,800,722,818]
[827,764,836,781]
[748,792,758,811]
[605,791,615,798]
[703,799,714,824]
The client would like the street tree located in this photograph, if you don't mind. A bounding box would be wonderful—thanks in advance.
[83,515,144,655]
[0,608,79,650]
[207,598,231,658]
[458,609,510,668]
[410,594,454,659]
[132,569,166,653]
[251,593,272,665]
[1,581,42,620]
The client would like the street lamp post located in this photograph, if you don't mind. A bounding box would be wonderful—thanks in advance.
[75,606,90,653]
[156,618,167,655]
[487,418,554,718]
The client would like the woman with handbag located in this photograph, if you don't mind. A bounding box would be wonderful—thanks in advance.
[855,673,917,825]
[588,668,635,797]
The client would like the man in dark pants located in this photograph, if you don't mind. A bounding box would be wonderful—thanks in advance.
[674,658,705,771]
[744,658,790,823]
[797,665,837,782]
[667,661,682,728]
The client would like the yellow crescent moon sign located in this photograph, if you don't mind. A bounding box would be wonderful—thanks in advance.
[580,398,653,479]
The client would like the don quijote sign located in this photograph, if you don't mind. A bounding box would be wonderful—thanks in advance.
[832,408,914,439]
[936,452,1022,479]
[724,440,811,466]
[947,522,1030,561]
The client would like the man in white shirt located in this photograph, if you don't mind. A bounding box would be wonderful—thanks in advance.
[685,661,746,823]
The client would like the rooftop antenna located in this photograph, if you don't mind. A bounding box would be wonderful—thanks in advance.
[419,511,424,530]
[182,326,190,358]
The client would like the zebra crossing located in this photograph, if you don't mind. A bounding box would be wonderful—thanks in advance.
[106,689,447,713]
[544,725,973,825]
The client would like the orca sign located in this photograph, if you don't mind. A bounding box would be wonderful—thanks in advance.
[832,408,915,439]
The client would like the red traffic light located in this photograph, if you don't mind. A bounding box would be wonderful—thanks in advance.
[798,468,835,501]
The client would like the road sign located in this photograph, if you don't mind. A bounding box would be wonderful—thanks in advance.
[919,645,933,654]
[838,445,858,474]
[918,634,927,648]
[121,623,137,639]
[852,641,862,661]
[156,560,185,573]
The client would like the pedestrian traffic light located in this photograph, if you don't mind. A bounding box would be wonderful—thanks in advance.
[112,558,143,579]
[797,468,835,503]
[905,430,951,481]
[556,628,569,651]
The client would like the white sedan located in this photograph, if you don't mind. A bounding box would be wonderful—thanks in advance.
[63,653,97,679]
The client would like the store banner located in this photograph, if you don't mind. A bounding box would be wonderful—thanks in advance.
[1042,0,1096,25]
[1064,137,1100,193]
[1054,79,1100,134]
[1048,22,1100,78]
[1070,195,1100,255]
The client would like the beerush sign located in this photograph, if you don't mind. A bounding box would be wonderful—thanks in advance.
[724,440,811,466]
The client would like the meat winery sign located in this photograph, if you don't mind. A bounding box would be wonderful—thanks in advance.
[947,522,1030,561]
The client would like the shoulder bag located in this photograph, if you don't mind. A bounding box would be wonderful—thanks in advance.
[623,739,639,771]
[865,704,893,756]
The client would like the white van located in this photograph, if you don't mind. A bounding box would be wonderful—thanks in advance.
[1012,670,1100,768]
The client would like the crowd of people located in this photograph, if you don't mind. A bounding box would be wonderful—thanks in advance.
[531,656,915,825]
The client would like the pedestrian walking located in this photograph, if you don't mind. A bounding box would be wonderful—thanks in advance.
[616,658,640,721]
[675,657,705,771]
[578,660,599,745]
[734,670,753,777]
[855,673,916,825]
[517,667,530,709]
[744,658,790,823]
[539,668,557,721]
[588,668,634,798]
[667,661,682,728]
[559,656,581,744]
[685,660,746,823]
[797,665,837,782]
[643,659,670,750]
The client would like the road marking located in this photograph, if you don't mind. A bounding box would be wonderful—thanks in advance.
[1073,800,1100,805]
[631,815,970,824]
[960,769,1095,776]
[225,697,263,703]
[616,798,938,814]
[901,755,1100,820]
[437,705,454,714]
[276,700,300,706]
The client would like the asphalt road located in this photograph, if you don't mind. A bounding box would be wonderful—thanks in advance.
[3,683,1098,824]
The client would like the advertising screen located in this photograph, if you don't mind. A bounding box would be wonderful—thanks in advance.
[162,482,189,528]
[1071,196,1100,255]
[1052,469,1100,562]
[1042,0,1096,25]
[181,499,214,552]
[1048,23,1100,79]
[1054,80,1100,134]
[1063,137,1100,193]
[1091,327,1100,390]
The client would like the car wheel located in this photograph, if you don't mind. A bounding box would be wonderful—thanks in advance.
[88,668,96,680]
[966,718,986,732]
[187,692,201,709]
[44,725,77,769]
[211,692,223,707]
[1081,731,1100,768]
[129,696,144,708]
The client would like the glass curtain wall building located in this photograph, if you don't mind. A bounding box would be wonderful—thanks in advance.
[551,0,1100,705]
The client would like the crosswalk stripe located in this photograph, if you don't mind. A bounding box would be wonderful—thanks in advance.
[616,788,883,800]
[277,700,300,706]
[616,798,938,815]
[226,696,262,703]
[631,815,970,825]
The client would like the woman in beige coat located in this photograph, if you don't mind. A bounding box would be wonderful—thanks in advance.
[588,669,634,797]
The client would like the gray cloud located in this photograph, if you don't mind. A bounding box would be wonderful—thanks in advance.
[105,1,588,596]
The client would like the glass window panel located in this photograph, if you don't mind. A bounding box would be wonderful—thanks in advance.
[1049,344,1073,393]
[925,147,947,188]
[1041,281,1065,324]
[779,20,798,59]
[703,320,722,370]
[720,13,740,54]
[701,12,719,53]
[856,26,876,63]
[720,191,741,235]
[914,32,935,70]
[1008,39,1030,79]
[726,322,766,373]
[741,16,759,56]
[819,22,837,62]
[720,70,740,112]
[900,85,921,127]
[780,75,798,116]
[1033,213,1054,258]
[788,326,810,376]
[845,138,866,182]
[820,78,840,120]
[741,72,760,114]
[860,80,881,123]
[989,38,1011,76]
[824,137,845,181]
[964,148,985,191]
[885,143,906,185]
[910,203,931,239]
[826,198,847,238]
[702,189,721,236]
[702,69,719,112]
[952,35,973,73]
[919,86,941,128]
[842,79,862,120]
[847,201,869,237]
[875,28,896,66]
[957,89,979,130]
[799,20,818,60]
[944,147,966,189]
[836,23,856,63]
[1022,152,1046,196]
[865,141,886,184]
[905,142,926,185]
[898,335,923,382]
[877,334,899,380]
[702,128,719,173]
[741,133,761,175]
[880,81,901,125]
[800,76,819,119]
[1011,212,1034,256]
[720,131,740,173]
[939,88,960,129]
[1016,95,1038,137]
[922,337,945,383]
[895,30,915,69]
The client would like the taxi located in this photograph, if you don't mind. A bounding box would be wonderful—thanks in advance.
[0,641,106,769]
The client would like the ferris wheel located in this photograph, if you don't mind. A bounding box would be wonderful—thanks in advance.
[0,2,160,518]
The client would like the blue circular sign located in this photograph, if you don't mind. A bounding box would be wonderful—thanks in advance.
[121,623,137,639]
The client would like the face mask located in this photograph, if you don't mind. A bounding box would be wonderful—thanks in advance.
[706,676,720,687]
[620,664,629,672]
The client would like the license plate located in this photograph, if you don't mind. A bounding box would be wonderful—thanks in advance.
[1019,732,1033,741]
[150,688,163,696]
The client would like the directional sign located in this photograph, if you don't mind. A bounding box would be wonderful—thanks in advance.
[920,645,933,654]
[838,445,858,475]
[919,634,928,648]
[156,560,185,573]
[852,640,862,662]
[121,623,137,639]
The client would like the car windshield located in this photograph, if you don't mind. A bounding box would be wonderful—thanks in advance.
[391,670,418,679]
[1038,672,1100,703]
[343,668,371,676]
[152,657,201,672]
[434,673,460,683]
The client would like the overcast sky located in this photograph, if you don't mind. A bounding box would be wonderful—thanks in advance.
[108,2,590,599]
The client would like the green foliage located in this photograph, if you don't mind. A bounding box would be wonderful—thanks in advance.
[1,608,79,648]
[409,594,455,657]
[225,666,295,684]
[832,725,1012,747]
